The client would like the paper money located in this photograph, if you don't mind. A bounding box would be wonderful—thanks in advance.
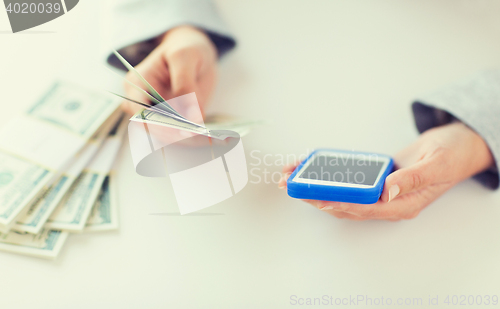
[130,109,262,138]
[12,175,70,235]
[112,50,181,118]
[12,112,124,235]
[204,114,264,137]
[0,82,120,170]
[0,151,53,232]
[26,81,118,139]
[85,174,118,232]
[45,118,128,232]
[44,171,105,233]
[0,82,120,232]
[0,229,68,259]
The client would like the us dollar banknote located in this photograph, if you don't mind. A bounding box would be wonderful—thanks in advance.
[0,82,120,233]
[44,171,106,233]
[0,228,68,259]
[130,109,263,138]
[12,112,124,235]
[45,118,128,233]
[0,151,53,232]
[85,174,119,232]
[26,81,118,139]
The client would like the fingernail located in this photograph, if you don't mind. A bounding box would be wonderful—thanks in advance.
[388,184,400,202]
[322,205,334,210]
[278,184,286,190]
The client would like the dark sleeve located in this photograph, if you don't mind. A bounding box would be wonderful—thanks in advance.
[104,0,236,69]
[412,70,500,189]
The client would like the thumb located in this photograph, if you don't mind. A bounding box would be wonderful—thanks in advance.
[381,159,438,203]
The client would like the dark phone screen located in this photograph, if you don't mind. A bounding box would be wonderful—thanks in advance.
[298,154,384,186]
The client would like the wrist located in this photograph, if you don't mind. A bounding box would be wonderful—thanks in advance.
[158,25,217,62]
[160,25,212,46]
[454,122,494,177]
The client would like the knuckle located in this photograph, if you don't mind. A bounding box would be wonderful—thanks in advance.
[435,149,453,171]
[169,47,201,61]
[411,171,424,189]
[360,208,377,218]
[431,145,451,157]
[426,145,453,171]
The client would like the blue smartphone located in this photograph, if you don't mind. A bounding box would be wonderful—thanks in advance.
[287,149,394,204]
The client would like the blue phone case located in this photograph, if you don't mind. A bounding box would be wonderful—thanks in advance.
[287,149,394,204]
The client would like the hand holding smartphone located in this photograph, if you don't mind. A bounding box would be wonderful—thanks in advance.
[287,149,394,204]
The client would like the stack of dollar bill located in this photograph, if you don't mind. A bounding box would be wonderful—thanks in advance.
[0,82,125,259]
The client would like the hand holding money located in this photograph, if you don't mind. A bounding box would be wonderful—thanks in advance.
[121,25,218,120]
[0,40,257,259]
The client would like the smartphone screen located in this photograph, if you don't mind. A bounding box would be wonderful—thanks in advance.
[298,154,384,186]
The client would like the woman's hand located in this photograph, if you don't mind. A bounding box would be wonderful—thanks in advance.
[122,25,218,123]
[279,122,494,221]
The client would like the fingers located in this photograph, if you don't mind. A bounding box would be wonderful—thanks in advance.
[282,160,302,174]
[165,49,207,123]
[278,172,291,189]
[303,199,342,211]
[326,201,390,218]
[167,50,199,98]
[303,200,368,221]
[327,196,422,220]
[278,160,304,189]
[278,178,421,221]
[380,159,439,203]
[121,49,169,116]
[327,210,367,221]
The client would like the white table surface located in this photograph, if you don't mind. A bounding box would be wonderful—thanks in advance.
[1,1,500,308]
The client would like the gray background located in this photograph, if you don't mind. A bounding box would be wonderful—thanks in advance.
[0,0,500,308]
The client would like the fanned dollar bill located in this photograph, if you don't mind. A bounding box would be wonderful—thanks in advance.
[203,114,265,137]
[0,151,53,232]
[130,109,262,139]
[12,112,124,235]
[111,50,182,118]
[26,81,118,139]
[110,49,262,141]
[12,175,70,234]
[0,229,68,259]
[0,82,120,232]
[85,174,119,232]
[44,171,105,233]
[45,118,128,233]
